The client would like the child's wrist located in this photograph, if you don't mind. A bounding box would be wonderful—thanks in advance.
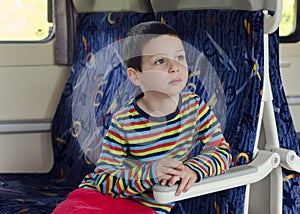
[149,160,160,185]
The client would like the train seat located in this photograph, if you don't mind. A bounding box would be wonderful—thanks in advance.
[0,0,299,213]
[152,10,265,213]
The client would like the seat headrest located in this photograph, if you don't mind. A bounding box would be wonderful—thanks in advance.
[72,0,276,13]
[150,0,276,12]
[72,0,152,13]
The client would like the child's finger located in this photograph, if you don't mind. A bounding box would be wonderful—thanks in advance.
[174,163,184,170]
[175,177,197,196]
[175,177,188,196]
[165,167,183,176]
[165,159,183,169]
[161,179,167,185]
[183,177,197,193]
[158,174,172,182]
[167,176,180,187]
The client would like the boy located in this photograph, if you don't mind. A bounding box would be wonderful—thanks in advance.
[53,21,231,214]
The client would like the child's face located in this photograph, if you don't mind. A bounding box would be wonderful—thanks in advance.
[138,35,188,97]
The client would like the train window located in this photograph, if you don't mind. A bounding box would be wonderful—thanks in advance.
[280,0,300,42]
[0,0,53,42]
[0,1,297,42]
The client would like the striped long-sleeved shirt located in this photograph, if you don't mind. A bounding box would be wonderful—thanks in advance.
[79,91,232,213]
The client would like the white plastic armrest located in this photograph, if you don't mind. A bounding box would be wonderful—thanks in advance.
[153,150,280,203]
[273,148,300,173]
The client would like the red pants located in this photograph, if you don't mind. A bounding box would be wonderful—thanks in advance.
[52,188,155,214]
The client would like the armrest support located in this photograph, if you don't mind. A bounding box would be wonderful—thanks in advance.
[153,150,280,203]
[273,148,300,173]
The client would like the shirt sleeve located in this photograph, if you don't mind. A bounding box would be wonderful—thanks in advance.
[79,116,159,198]
[184,98,232,181]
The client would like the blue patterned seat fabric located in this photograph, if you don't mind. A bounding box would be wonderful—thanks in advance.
[159,10,263,213]
[269,32,300,214]
[0,9,299,214]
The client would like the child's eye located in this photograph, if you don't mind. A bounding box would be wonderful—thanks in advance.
[154,58,165,65]
[177,55,185,61]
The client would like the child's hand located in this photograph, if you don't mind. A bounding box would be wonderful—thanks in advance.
[168,165,198,196]
[155,158,184,183]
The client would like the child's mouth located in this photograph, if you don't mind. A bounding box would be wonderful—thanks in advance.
[169,78,182,84]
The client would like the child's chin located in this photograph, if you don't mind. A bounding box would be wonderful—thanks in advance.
[166,89,184,97]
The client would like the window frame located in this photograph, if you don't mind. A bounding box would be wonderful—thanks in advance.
[280,0,300,43]
[0,0,54,43]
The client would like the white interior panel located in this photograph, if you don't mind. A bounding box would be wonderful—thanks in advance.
[289,105,300,132]
[280,42,300,133]
[0,65,69,120]
[0,132,53,173]
[280,56,300,96]
[0,36,69,172]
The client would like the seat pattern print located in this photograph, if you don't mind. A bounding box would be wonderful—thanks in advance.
[159,10,263,214]
[269,31,300,214]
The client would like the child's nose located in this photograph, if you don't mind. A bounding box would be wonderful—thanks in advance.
[168,60,180,74]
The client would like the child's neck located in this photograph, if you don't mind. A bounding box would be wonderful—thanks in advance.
[137,92,180,117]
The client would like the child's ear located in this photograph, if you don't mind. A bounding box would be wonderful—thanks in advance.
[127,67,141,86]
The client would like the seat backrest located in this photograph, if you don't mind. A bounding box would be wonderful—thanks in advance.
[157,10,264,162]
[155,10,264,213]
[51,13,155,185]
[51,9,265,213]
